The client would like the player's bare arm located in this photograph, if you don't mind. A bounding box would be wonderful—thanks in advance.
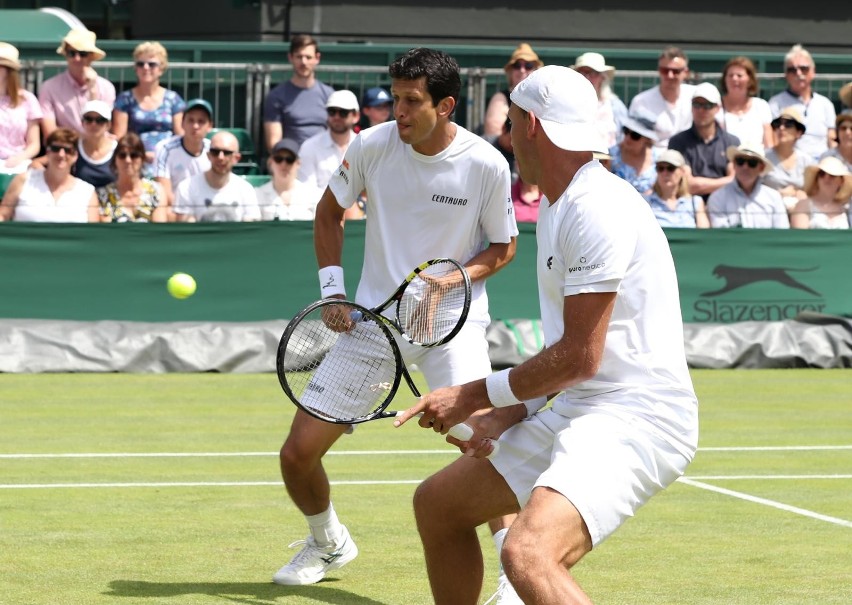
[463,239,517,282]
[397,291,616,433]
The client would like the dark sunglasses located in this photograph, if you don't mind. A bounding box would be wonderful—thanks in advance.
[785,65,811,75]
[658,66,685,76]
[692,100,717,110]
[272,155,297,164]
[65,50,91,59]
[511,60,538,71]
[734,157,761,168]
[326,107,353,118]
[209,147,236,157]
[656,164,678,173]
[135,60,161,69]
[82,115,109,125]
[48,144,75,154]
[116,151,142,160]
[771,118,799,130]
[622,128,644,141]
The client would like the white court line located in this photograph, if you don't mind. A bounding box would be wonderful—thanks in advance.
[1,444,850,459]
[679,477,852,528]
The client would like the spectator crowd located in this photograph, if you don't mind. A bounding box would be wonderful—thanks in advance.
[1,30,850,228]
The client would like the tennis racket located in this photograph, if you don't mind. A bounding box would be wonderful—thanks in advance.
[276,298,496,452]
[355,257,472,348]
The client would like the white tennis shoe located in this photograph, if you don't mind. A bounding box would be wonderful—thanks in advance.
[272,525,358,585]
[483,569,523,605]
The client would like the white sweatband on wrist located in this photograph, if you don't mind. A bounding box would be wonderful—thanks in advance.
[523,396,548,418]
[485,368,521,408]
[318,266,345,298]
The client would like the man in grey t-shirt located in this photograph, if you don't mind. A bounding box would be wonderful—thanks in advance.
[263,34,335,151]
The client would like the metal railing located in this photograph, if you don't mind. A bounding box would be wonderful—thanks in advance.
[21,60,852,161]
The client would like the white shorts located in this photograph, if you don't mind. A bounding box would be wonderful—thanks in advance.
[490,408,693,546]
[398,321,491,388]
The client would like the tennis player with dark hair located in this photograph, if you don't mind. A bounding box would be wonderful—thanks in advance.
[272,47,520,586]
[397,65,699,604]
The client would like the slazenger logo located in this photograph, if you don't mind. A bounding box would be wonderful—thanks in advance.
[693,264,825,322]
[567,257,605,273]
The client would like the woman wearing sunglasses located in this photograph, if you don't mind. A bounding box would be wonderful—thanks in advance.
[256,138,321,220]
[0,128,98,222]
[763,108,814,212]
[481,43,542,139]
[645,149,709,228]
[789,156,852,229]
[819,111,852,173]
[112,41,185,167]
[74,100,118,188]
[0,42,42,176]
[96,133,166,222]
[608,113,660,196]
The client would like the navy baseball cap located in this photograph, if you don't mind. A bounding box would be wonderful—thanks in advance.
[362,87,392,107]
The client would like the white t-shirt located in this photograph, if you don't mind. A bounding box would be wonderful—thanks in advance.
[719,97,772,147]
[769,90,836,162]
[256,178,322,220]
[297,129,356,191]
[328,121,517,326]
[174,172,260,221]
[154,135,211,188]
[536,161,697,452]
[13,169,94,222]
[628,83,696,149]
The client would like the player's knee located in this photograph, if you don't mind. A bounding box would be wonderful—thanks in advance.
[412,476,440,522]
[279,440,318,478]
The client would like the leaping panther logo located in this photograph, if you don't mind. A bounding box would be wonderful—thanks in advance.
[701,265,821,297]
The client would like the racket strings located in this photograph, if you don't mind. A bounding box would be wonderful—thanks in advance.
[280,304,398,422]
[398,261,468,346]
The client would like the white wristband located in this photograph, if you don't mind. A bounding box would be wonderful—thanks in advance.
[485,368,521,408]
[523,396,548,418]
[318,266,345,297]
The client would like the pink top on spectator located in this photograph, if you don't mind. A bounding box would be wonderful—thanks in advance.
[511,178,543,223]
[38,70,116,133]
[0,90,43,159]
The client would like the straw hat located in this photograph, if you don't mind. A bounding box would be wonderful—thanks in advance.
[771,107,806,133]
[803,156,852,201]
[0,42,21,71]
[504,43,543,71]
[725,143,774,175]
[57,29,106,61]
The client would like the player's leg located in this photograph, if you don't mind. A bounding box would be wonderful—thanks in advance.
[501,486,593,605]
[486,514,520,604]
[274,411,357,585]
[414,454,520,605]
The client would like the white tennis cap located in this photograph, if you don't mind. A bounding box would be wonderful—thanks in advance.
[510,65,606,153]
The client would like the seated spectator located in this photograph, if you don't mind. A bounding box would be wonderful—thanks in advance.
[718,56,773,150]
[763,108,814,211]
[645,149,709,228]
[256,138,322,220]
[0,128,98,222]
[359,86,392,131]
[482,43,542,138]
[768,44,836,162]
[608,112,659,196]
[628,46,695,149]
[75,100,118,188]
[97,133,166,222]
[0,42,42,175]
[298,89,359,191]
[263,34,334,150]
[789,156,852,229]
[820,110,852,172]
[571,51,627,148]
[491,117,516,183]
[841,83,852,111]
[707,143,789,228]
[113,41,186,165]
[154,98,213,209]
[511,170,542,223]
[38,29,115,138]
[669,83,740,200]
[173,131,259,222]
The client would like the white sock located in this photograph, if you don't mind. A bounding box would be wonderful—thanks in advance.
[306,503,343,547]
[492,528,509,570]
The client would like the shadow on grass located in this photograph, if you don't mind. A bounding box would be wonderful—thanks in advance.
[104,580,389,604]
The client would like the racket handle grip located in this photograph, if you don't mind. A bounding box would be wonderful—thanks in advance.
[448,422,499,457]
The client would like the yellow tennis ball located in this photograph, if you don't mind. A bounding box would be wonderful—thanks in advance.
[167,272,196,299]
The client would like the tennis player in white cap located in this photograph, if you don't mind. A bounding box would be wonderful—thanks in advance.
[397,65,699,605]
